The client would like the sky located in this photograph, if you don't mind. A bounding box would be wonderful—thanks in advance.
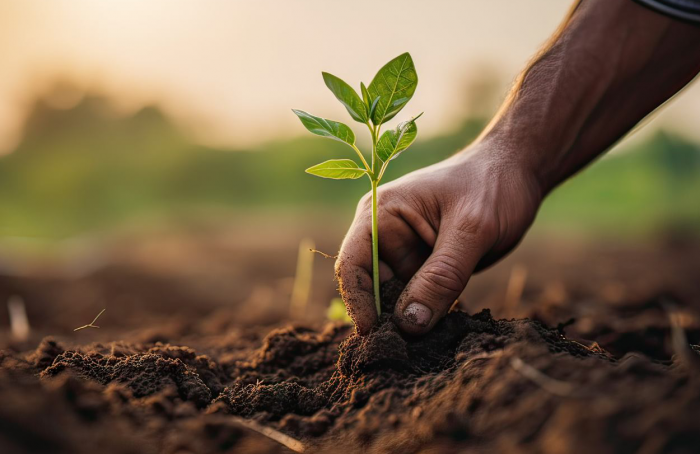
[1,0,699,153]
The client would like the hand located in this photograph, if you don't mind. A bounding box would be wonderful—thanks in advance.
[335,140,542,335]
[338,0,700,336]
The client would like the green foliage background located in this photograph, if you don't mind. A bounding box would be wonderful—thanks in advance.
[0,95,698,239]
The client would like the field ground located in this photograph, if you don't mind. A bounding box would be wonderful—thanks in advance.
[1,222,699,453]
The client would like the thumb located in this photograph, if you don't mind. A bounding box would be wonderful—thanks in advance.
[393,226,483,335]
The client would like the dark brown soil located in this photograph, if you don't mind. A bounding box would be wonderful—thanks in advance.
[1,233,700,453]
[212,280,613,445]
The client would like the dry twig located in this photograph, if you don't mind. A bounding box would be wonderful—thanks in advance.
[229,416,306,452]
[309,249,337,260]
[74,308,106,332]
[510,357,582,397]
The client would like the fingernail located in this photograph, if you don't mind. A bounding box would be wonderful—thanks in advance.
[403,303,432,327]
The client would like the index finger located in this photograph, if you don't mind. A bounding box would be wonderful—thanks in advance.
[335,214,378,335]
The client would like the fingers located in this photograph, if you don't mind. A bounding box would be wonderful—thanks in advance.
[393,225,483,335]
[377,210,431,283]
[378,260,395,282]
[336,192,429,335]
[335,211,377,335]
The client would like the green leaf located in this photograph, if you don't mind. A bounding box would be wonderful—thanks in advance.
[369,96,380,120]
[322,72,368,123]
[361,82,370,106]
[305,159,367,180]
[367,53,418,125]
[360,82,382,121]
[292,109,355,146]
[376,113,422,162]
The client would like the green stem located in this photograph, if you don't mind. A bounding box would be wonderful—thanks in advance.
[371,178,381,315]
[367,121,382,316]
[351,144,371,172]
[378,160,389,181]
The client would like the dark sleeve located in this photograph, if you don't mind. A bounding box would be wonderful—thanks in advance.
[634,0,700,22]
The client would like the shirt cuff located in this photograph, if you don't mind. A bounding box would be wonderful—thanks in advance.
[634,0,700,22]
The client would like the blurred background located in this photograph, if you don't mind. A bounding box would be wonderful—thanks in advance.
[0,0,698,343]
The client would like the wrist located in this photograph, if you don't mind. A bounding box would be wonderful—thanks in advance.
[467,0,642,195]
[468,128,549,200]
[445,135,543,262]
[449,134,544,212]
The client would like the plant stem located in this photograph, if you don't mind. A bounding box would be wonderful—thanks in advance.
[351,144,371,172]
[367,122,382,315]
[371,178,381,315]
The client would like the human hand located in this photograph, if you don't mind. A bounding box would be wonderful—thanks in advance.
[335,141,542,335]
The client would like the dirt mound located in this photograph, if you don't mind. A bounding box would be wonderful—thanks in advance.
[211,280,624,451]
[41,349,212,408]
[3,261,700,454]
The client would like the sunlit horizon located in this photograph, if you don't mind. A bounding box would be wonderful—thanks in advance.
[2,0,700,154]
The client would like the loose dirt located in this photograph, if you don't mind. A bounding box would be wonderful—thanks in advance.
[1,235,700,453]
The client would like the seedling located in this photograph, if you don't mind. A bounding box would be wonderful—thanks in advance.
[293,52,421,316]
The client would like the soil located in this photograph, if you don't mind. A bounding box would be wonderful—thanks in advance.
[1,231,700,453]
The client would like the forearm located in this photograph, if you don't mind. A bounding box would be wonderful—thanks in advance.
[479,0,700,195]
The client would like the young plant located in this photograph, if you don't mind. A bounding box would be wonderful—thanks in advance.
[293,52,421,317]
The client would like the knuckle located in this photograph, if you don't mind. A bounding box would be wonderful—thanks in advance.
[377,183,405,203]
[358,193,372,210]
[458,212,499,245]
[480,214,500,238]
[377,184,396,200]
[378,187,411,216]
[420,257,467,297]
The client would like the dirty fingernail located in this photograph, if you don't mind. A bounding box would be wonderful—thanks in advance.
[403,303,432,327]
